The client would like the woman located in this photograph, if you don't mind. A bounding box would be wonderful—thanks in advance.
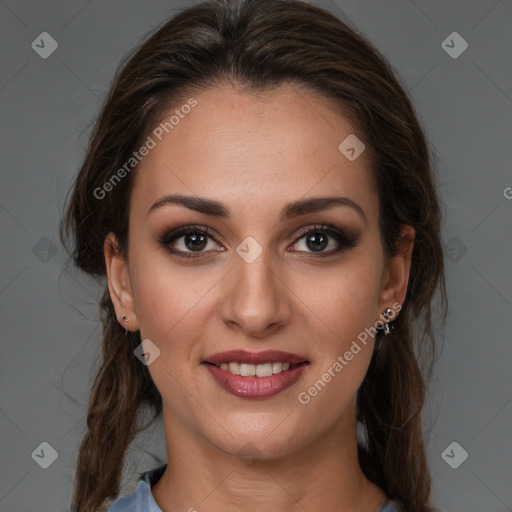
[60,0,448,511]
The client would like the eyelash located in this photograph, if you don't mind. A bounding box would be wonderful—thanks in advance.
[159,223,358,260]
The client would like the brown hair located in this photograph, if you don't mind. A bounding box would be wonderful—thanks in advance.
[59,0,448,510]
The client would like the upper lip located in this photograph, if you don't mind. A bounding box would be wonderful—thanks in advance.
[202,349,309,366]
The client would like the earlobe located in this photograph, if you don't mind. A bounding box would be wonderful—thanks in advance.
[103,232,139,332]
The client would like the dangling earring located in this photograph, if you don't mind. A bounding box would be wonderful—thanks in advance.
[377,307,394,335]
[121,314,129,335]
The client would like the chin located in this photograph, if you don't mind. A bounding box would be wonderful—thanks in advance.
[205,422,305,462]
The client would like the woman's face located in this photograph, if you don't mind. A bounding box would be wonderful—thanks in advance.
[105,83,413,459]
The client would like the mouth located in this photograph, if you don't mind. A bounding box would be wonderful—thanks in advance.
[202,360,307,377]
[201,350,310,398]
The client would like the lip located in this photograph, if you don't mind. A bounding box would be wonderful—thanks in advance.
[203,349,309,366]
[201,350,310,399]
[203,361,309,399]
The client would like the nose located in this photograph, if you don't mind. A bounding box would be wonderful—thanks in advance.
[219,250,293,339]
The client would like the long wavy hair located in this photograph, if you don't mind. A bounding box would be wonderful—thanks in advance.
[59,0,449,510]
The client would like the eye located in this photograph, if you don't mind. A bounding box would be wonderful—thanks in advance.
[159,225,223,259]
[159,223,358,260]
[289,223,358,256]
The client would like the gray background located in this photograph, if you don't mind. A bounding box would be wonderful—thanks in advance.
[1,0,511,511]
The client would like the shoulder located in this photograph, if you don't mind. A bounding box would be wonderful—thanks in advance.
[104,480,143,512]
[380,501,402,511]
[105,464,167,512]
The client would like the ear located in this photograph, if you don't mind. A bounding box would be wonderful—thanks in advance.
[376,224,415,322]
[103,232,139,332]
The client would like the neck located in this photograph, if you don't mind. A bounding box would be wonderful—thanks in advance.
[152,404,387,512]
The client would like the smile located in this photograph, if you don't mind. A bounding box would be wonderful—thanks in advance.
[202,350,310,398]
[211,361,298,376]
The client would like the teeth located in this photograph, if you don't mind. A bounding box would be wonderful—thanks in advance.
[256,363,273,377]
[272,362,282,374]
[240,363,255,376]
[216,361,297,376]
[228,362,240,375]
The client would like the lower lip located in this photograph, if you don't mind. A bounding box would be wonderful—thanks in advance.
[203,362,308,399]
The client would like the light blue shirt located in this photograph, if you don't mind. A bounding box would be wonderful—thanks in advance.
[105,463,403,512]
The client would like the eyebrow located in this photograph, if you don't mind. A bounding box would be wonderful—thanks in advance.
[148,194,367,224]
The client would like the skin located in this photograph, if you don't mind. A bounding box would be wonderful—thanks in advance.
[104,83,415,512]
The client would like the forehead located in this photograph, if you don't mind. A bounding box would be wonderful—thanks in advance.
[130,83,378,224]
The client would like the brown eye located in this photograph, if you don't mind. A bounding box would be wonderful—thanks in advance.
[181,231,209,251]
[304,232,329,252]
[159,225,222,259]
[290,224,358,255]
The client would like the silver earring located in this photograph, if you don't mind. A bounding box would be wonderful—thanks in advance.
[377,307,394,336]
[121,314,128,335]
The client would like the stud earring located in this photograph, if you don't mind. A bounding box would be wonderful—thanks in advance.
[377,307,394,336]
[121,314,128,335]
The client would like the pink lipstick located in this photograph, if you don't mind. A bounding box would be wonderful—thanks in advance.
[202,349,309,399]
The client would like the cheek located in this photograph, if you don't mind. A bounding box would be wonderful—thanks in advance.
[129,256,223,411]
[130,260,216,415]
[294,256,382,406]
[298,259,383,346]
[131,252,219,344]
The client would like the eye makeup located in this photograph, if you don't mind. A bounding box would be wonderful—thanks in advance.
[157,222,359,260]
